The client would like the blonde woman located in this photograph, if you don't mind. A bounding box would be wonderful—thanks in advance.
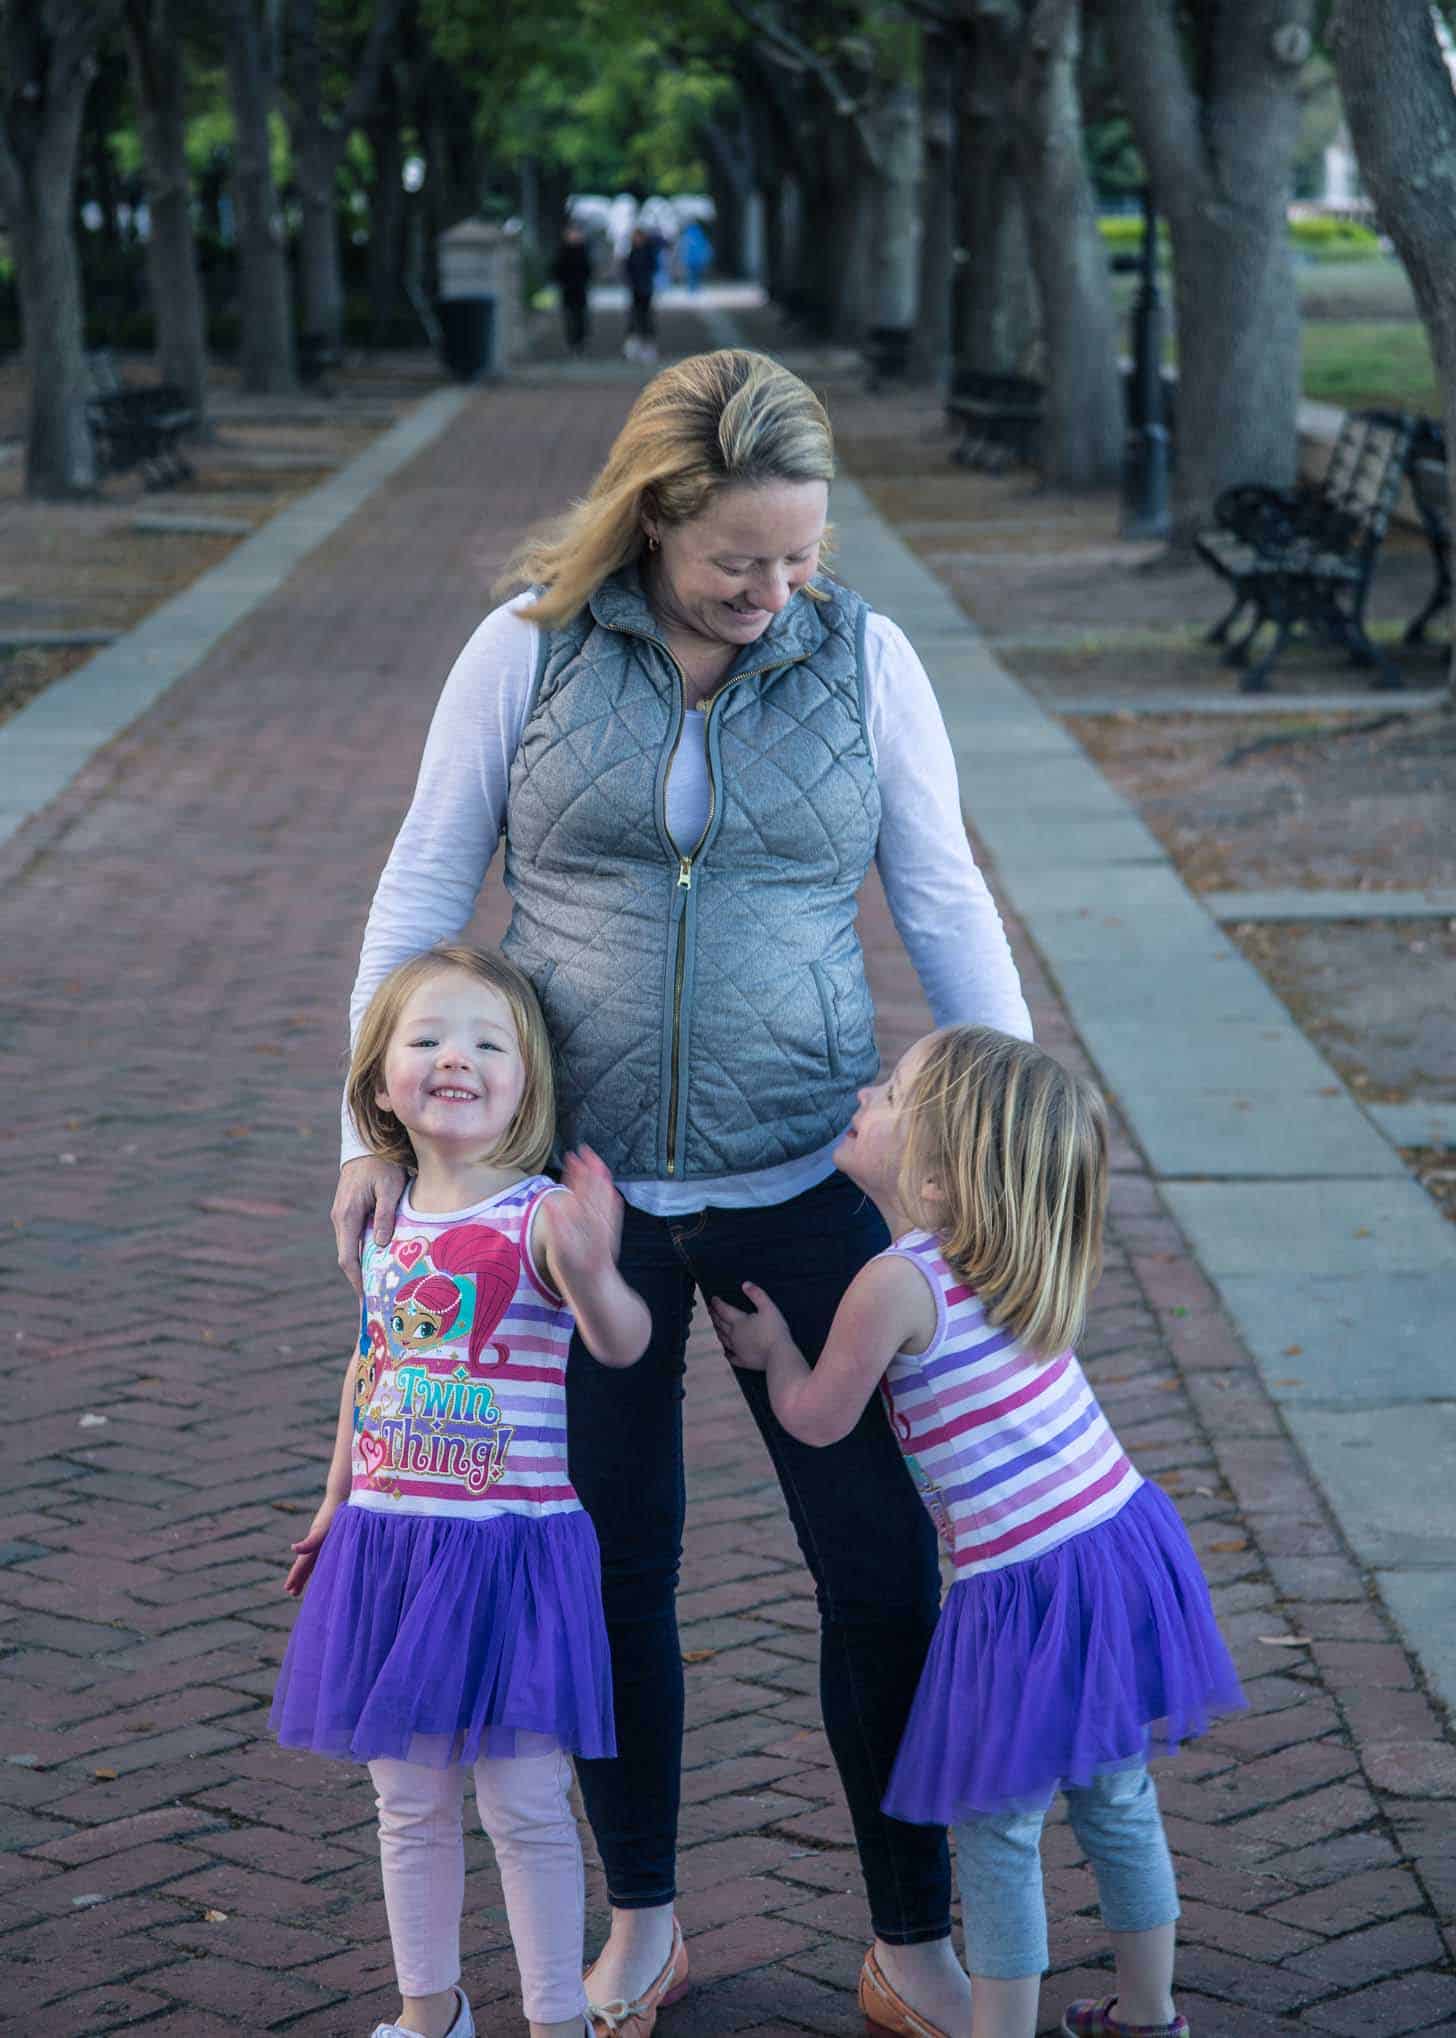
[333,350,1032,2038]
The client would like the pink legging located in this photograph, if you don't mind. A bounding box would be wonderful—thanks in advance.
[370,1750,589,2024]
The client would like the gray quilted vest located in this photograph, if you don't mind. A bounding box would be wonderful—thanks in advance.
[501,568,881,1181]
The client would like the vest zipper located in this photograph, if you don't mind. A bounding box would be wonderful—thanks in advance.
[607,615,801,1178]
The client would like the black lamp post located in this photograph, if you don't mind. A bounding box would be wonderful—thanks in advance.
[1122,184,1171,540]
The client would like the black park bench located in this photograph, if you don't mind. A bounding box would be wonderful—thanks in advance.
[86,349,195,489]
[1193,407,1414,691]
[947,371,1044,473]
[1403,416,1450,647]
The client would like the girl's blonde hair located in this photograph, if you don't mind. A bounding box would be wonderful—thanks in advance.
[899,1027,1108,1359]
[347,945,555,1174]
[502,349,836,628]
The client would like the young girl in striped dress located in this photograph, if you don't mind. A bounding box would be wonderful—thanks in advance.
[711,1026,1242,2038]
[272,945,650,2038]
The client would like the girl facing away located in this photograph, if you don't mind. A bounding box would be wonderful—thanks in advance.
[711,1027,1243,2038]
[272,945,651,2038]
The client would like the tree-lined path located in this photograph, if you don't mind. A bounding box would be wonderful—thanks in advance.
[1,344,1454,2035]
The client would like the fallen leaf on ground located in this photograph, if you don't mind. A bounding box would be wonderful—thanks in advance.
[1258,1634,1313,1647]
[681,1649,715,1664]
[1208,1538,1249,1553]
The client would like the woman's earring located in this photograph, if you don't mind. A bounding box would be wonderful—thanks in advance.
[647,533,660,553]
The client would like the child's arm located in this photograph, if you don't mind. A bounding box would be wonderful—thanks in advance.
[284,1353,358,1597]
[532,1147,651,1368]
[709,1257,935,1447]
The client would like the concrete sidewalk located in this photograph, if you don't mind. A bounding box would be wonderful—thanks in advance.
[0,332,1452,2035]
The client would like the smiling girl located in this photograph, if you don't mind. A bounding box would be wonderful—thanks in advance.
[273,944,649,2038]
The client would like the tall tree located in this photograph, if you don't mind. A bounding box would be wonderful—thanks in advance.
[1012,0,1122,485]
[1107,0,1314,541]
[124,0,210,430]
[284,0,401,353]
[1331,0,1456,692]
[219,0,296,392]
[0,0,125,497]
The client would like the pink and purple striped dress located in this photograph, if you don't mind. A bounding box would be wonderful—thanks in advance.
[878,1230,1242,1824]
[271,1177,614,1769]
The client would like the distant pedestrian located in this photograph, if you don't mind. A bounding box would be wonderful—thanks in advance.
[677,219,712,292]
[712,1025,1245,2038]
[552,223,592,356]
[622,226,657,363]
[274,943,649,2038]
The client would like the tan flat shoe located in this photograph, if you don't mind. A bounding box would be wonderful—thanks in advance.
[586,1916,689,2037]
[858,1946,950,2038]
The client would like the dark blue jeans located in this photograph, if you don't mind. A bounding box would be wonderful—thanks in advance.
[566,1170,951,1944]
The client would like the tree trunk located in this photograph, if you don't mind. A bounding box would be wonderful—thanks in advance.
[0,2,122,497]
[124,0,210,432]
[866,79,922,332]
[1332,0,1456,695]
[284,0,400,354]
[296,134,344,344]
[1109,0,1311,542]
[952,15,1038,376]
[909,26,955,385]
[11,193,94,495]
[220,0,296,393]
[1015,0,1122,486]
[366,75,406,340]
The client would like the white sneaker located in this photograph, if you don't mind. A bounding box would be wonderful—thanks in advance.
[623,336,640,360]
[371,1989,474,2038]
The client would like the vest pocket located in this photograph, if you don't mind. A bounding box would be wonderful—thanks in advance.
[811,954,878,1084]
[811,959,847,1078]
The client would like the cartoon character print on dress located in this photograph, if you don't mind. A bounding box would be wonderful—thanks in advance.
[355,1318,388,1424]
[356,1216,540,1505]
[385,1223,521,1376]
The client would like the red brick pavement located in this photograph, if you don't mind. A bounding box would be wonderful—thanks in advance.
[1,336,1453,2035]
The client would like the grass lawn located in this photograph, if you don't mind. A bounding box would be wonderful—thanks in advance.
[1301,320,1439,416]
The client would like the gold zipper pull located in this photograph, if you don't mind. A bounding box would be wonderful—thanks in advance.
[677,858,693,889]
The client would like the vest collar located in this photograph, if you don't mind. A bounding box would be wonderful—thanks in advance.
[588,563,831,676]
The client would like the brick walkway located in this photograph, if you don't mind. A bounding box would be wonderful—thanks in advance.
[1,332,1453,2036]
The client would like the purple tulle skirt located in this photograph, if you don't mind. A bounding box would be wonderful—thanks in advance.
[270,1504,615,1767]
[883,1481,1244,1823]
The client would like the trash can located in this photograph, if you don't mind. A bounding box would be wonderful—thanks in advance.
[439,294,496,382]
[436,220,502,382]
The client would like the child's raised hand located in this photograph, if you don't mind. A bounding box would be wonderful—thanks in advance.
[539,1145,624,1286]
[284,1493,342,1597]
[708,1282,790,1372]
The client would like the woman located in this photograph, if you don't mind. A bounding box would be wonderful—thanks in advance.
[333,350,1031,2038]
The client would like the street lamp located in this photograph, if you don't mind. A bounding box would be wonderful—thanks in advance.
[1122,184,1171,540]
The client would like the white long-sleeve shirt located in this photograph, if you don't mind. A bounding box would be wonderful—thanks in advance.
[344,595,1032,1213]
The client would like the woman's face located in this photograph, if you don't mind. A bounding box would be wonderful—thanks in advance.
[644,480,828,654]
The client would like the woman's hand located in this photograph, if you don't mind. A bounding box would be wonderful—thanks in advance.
[709,1281,791,1373]
[331,1157,406,1296]
[284,1492,343,1597]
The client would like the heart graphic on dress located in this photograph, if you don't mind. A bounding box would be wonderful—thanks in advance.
[430,1223,521,1374]
[395,1238,425,1270]
[358,1431,390,1482]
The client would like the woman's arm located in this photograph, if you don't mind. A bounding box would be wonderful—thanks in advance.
[332,600,540,1283]
[341,598,541,1162]
[284,1354,359,1596]
[709,1255,935,1446]
[866,613,1033,1040]
[531,1150,652,1368]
